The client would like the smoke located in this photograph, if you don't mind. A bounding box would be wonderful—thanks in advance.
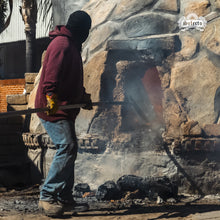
[73,63,168,189]
[75,133,175,190]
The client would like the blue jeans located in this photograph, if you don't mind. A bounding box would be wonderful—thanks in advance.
[40,119,78,203]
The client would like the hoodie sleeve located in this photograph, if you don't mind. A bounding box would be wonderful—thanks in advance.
[42,38,66,95]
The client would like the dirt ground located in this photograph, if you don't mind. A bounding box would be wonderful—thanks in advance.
[0,186,220,220]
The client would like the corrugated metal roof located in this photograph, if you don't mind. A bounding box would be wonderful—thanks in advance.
[0,0,53,43]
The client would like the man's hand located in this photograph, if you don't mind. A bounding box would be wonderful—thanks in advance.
[81,93,93,110]
[46,93,59,115]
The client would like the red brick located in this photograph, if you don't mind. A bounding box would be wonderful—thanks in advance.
[0,79,25,112]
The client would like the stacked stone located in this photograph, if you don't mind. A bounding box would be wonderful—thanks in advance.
[76,0,181,136]
[73,0,220,150]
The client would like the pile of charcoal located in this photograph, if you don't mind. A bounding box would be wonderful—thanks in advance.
[73,175,178,203]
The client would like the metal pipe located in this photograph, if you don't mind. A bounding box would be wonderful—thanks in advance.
[0,101,126,118]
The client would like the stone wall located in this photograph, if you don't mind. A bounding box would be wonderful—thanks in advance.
[20,0,220,194]
[75,0,220,142]
[77,0,220,193]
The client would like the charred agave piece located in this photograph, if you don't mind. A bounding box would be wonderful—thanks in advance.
[73,183,91,198]
[96,181,121,201]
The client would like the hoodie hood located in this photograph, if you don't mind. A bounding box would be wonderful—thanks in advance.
[66,10,91,44]
[49,25,72,40]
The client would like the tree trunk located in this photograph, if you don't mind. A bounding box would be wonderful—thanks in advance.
[20,0,37,73]
[25,26,36,72]
[0,0,13,34]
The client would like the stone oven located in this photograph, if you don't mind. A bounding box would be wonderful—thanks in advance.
[18,0,220,195]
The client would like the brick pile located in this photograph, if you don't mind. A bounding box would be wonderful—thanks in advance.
[6,73,38,112]
[0,79,25,112]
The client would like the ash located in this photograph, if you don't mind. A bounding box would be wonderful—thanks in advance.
[0,177,220,217]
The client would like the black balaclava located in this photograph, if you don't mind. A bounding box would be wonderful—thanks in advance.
[66,10,91,47]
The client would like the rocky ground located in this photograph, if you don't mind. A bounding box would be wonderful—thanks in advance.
[0,185,220,220]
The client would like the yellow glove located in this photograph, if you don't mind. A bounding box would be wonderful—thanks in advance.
[81,93,93,110]
[46,93,58,115]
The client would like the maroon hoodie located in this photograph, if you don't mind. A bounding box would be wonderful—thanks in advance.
[35,26,85,122]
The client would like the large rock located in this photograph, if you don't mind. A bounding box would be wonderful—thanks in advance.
[89,21,119,52]
[182,120,202,136]
[178,34,198,60]
[107,35,181,65]
[203,124,220,137]
[170,54,220,124]
[113,0,154,20]
[84,0,117,27]
[205,11,219,22]
[215,0,220,9]
[28,67,45,133]
[75,51,108,135]
[201,18,220,56]
[123,13,177,38]
[163,88,186,138]
[183,0,211,17]
[161,73,170,89]
[154,0,179,12]
[7,94,27,105]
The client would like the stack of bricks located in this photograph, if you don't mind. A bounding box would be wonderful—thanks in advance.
[6,73,38,112]
[0,79,25,113]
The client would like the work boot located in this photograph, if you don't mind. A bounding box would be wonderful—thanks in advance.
[59,199,89,212]
[38,200,64,217]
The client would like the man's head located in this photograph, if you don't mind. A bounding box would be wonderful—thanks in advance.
[66,10,91,44]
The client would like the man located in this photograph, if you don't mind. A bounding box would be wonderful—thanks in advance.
[35,10,92,217]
